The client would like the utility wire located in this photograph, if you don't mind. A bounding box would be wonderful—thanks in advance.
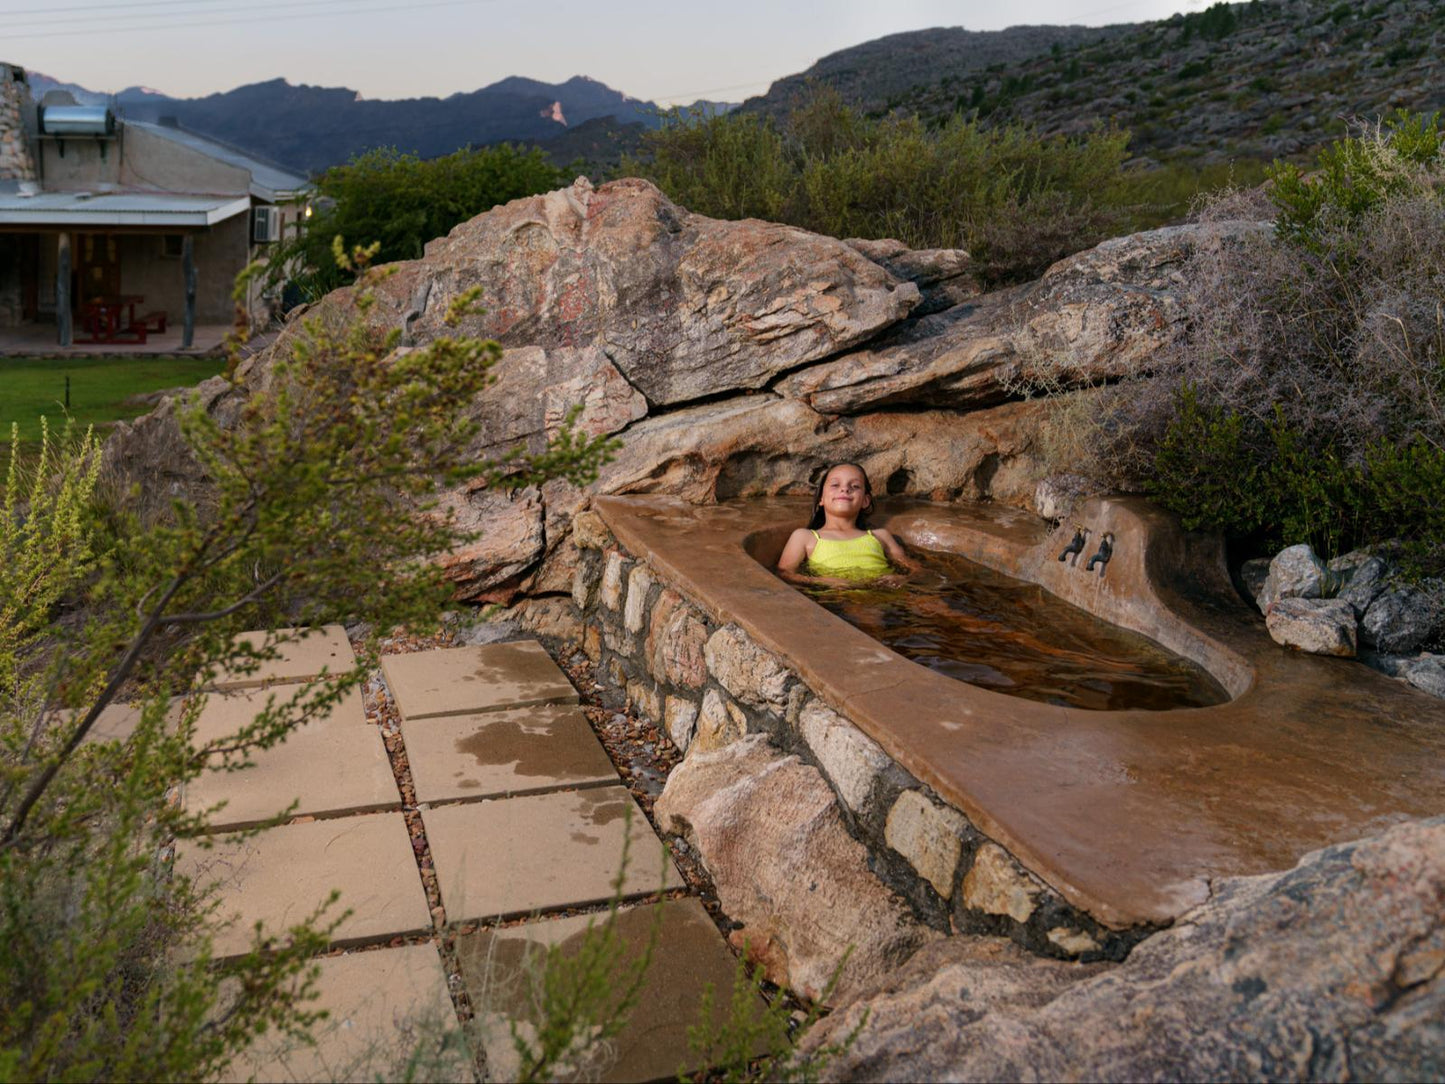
[0,0,250,19]
[5,0,471,30]
[5,0,488,39]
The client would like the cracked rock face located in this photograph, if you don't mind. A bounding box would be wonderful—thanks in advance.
[800,816,1445,1082]
[777,223,1228,416]
[404,177,920,406]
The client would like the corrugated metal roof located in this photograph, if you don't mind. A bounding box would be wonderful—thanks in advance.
[0,190,250,226]
[126,120,309,201]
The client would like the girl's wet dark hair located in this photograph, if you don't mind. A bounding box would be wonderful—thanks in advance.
[808,462,874,530]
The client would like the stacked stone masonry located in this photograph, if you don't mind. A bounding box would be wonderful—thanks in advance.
[0,64,36,183]
[573,510,1134,961]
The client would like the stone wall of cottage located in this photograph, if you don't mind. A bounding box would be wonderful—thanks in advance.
[0,63,37,183]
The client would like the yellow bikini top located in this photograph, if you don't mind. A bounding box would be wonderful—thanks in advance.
[806,529,893,579]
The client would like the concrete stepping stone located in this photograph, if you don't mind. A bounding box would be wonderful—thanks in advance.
[458,897,768,1083]
[423,786,677,923]
[382,640,576,721]
[218,943,473,1083]
[175,813,431,960]
[184,687,399,831]
[404,704,617,804]
[59,696,186,746]
[212,625,357,690]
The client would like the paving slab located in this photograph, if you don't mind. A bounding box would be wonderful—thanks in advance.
[382,640,577,721]
[404,704,617,804]
[184,687,399,831]
[212,625,357,690]
[458,897,769,1084]
[423,787,677,923]
[218,943,474,1083]
[65,697,186,746]
[176,813,431,960]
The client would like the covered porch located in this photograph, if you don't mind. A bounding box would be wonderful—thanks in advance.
[0,320,233,356]
[0,189,251,351]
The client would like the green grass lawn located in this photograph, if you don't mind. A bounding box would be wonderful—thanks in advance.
[1,355,226,445]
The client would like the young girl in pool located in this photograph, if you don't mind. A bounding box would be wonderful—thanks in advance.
[777,462,914,584]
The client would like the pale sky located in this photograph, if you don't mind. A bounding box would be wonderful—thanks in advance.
[6,0,1210,105]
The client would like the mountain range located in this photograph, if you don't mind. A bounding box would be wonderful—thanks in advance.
[27,70,725,174]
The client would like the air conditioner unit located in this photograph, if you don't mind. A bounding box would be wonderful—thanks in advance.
[252,205,282,244]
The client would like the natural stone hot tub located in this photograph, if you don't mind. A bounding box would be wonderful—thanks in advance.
[577,494,1445,957]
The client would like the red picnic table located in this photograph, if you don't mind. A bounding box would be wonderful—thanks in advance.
[80,295,167,344]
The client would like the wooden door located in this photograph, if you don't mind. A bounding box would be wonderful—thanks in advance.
[74,232,121,311]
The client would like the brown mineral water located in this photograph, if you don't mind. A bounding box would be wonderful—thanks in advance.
[797,549,1230,712]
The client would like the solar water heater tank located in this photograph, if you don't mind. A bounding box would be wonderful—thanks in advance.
[38,105,116,136]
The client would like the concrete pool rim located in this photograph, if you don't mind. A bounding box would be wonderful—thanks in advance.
[591,494,1445,931]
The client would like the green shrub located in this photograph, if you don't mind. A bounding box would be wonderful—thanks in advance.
[1268,110,1442,250]
[273,144,569,300]
[1178,2,1238,42]
[624,89,1133,286]
[628,109,792,223]
[1146,387,1270,537]
[1110,113,1445,573]
[1150,397,1445,572]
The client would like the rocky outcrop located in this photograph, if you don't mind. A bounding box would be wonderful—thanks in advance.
[103,180,1256,601]
[801,816,1445,1082]
[775,224,1219,416]
[858,1,1445,168]
[400,177,919,406]
[653,734,937,1004]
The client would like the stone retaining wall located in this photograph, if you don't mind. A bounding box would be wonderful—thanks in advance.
[572,509,1147,962]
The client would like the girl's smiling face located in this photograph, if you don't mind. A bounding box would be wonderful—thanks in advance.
[820,464,871,519]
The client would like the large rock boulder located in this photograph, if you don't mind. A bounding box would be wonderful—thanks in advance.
[464,344,647,458]
[1264,597,1358,657]
[102,185,1251,602]
[400,177,919,406]
[800,816,1445,1082]
[1258,542,1332,611]
[1361,584,1439,655]
[774,223,1240,416]
[653,734,937,1004]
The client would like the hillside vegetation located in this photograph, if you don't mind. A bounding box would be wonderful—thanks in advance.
[623,90,1244,286]
[762,0,1445,168]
